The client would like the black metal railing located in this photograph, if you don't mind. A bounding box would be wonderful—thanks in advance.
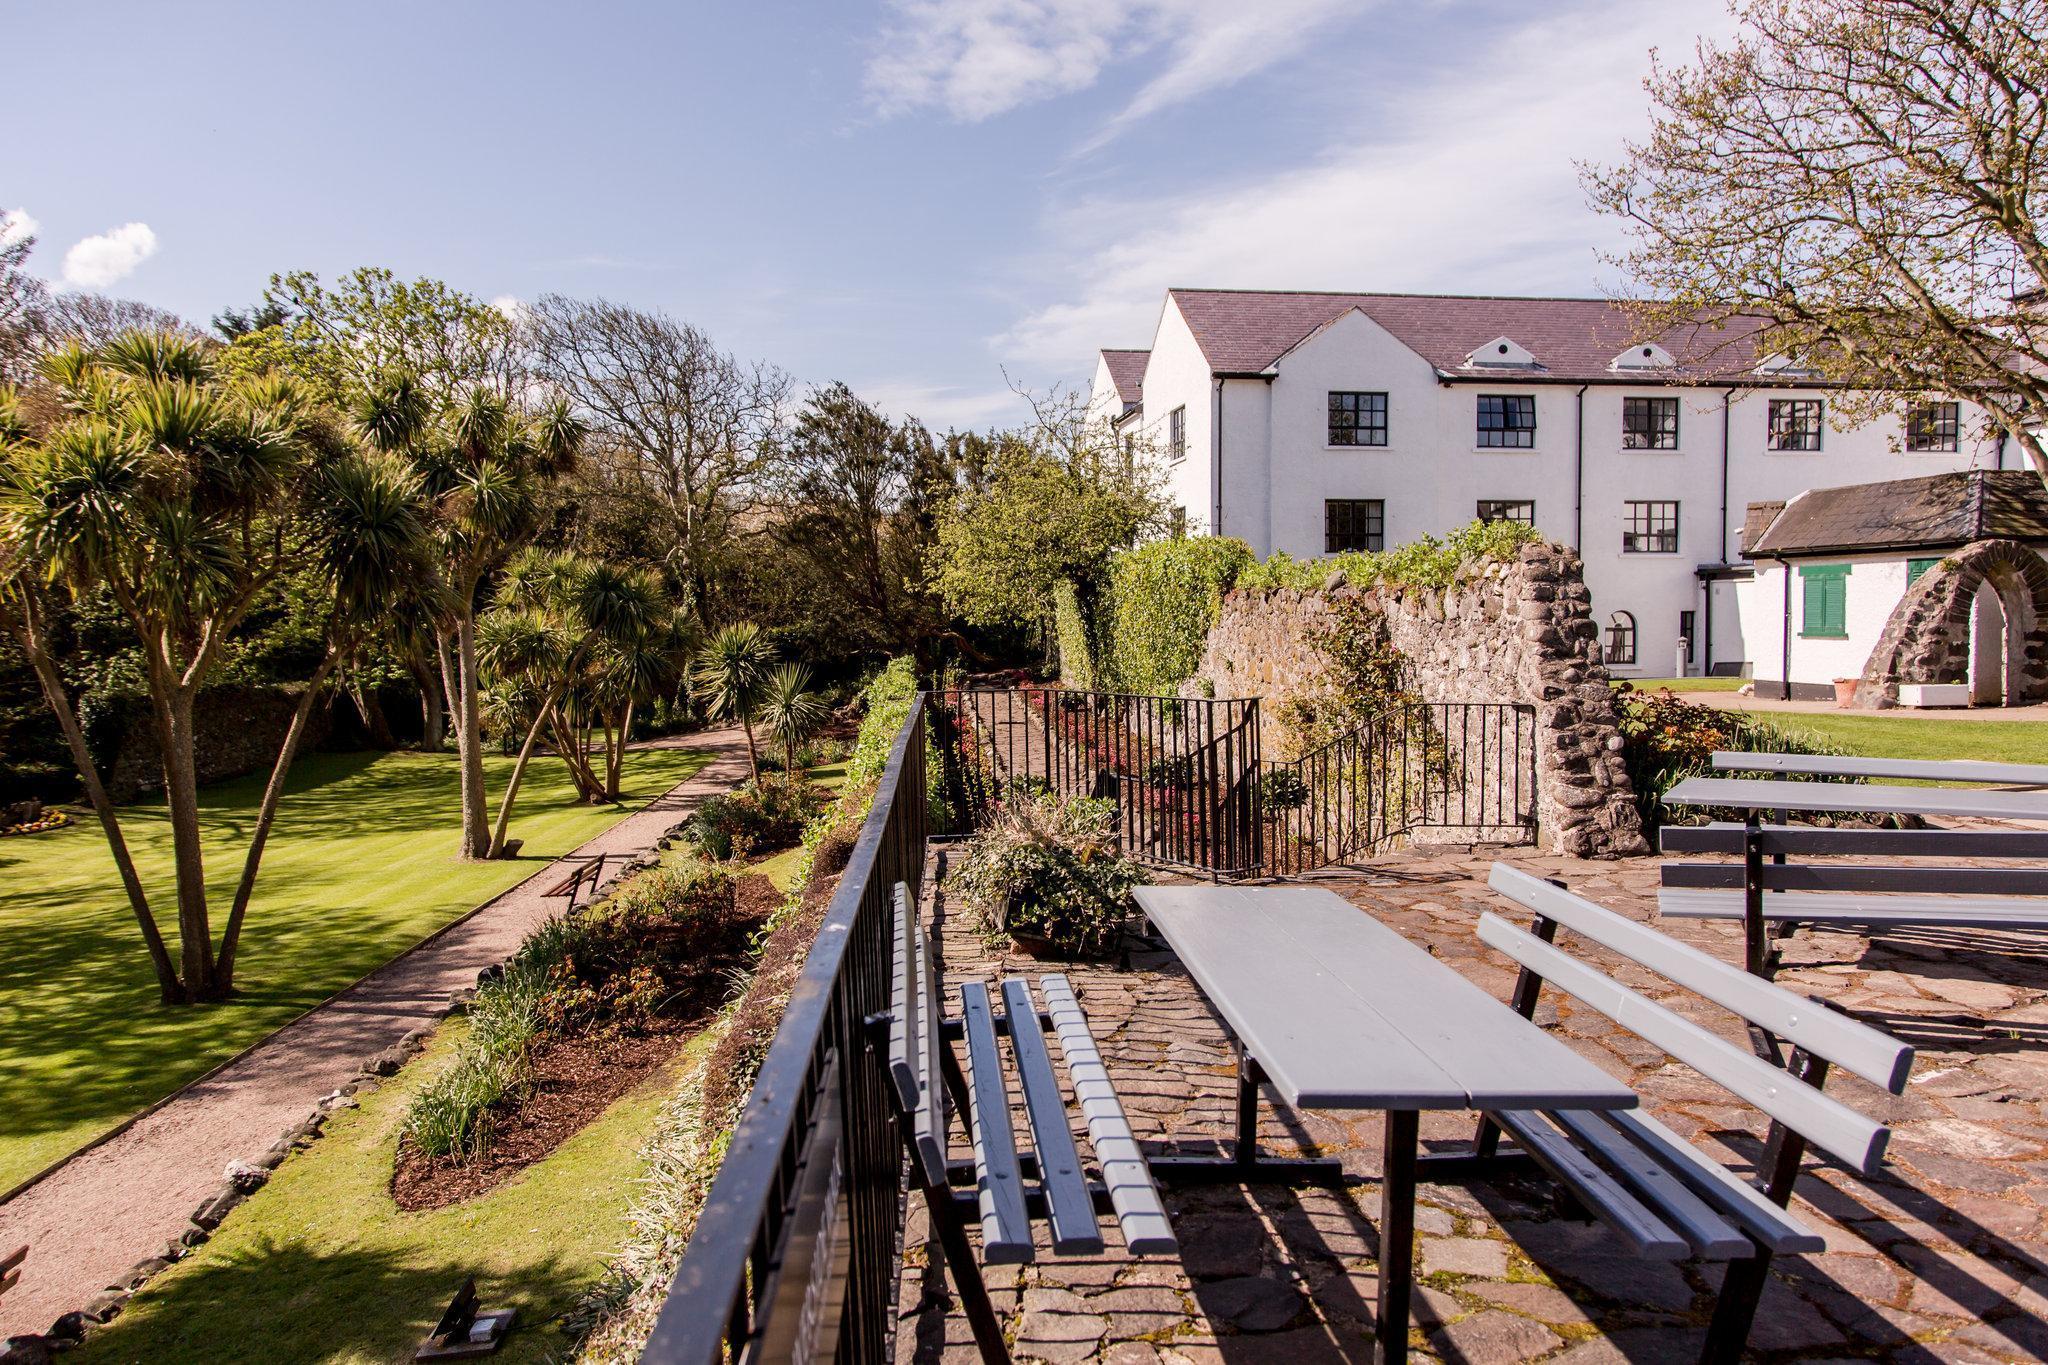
[642,695,930,1365]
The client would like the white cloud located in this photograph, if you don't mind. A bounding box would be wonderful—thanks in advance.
[489,294,530,323]
[866,0,1357,134]
[997,0,1734,369]
[59,222,157,290]
[0,208,38,249]
[859,380,1032,431]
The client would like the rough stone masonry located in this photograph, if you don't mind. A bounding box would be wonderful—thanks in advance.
[1187,541,1648,858]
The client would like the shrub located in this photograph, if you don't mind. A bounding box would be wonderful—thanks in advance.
[1614,685,1854,834]
[1259,768,1309,814]
[1099,537,1254,695]
[682,774,823,858]
[951,791,1148,959]
[1235,519,1540,593]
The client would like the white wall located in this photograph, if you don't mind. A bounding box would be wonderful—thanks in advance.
[1743,554,1912,691]
[1131,299,1214,533]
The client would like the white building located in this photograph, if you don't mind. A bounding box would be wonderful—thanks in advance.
[1736,470,2048,704]
[1088,289,2016,680]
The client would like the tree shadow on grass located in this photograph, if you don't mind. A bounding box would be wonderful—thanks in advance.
[80,1236,588,1365]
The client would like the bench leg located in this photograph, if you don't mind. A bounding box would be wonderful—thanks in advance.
[920,1182,1012,1365]
[1698,1252,1771,1365]
[1376,1109,1419,1365]
[1146,1043,1345,1186]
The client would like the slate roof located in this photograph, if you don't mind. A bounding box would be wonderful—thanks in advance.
[1100,348,1149,408]
[1165,288,1778,383]
[1749,470,2048,557]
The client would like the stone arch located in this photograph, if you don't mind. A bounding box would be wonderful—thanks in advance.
[1857,539,2048,707]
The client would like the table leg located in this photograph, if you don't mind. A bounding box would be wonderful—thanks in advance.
[1376,1109,1419,1364]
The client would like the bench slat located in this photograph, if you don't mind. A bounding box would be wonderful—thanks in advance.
[1001,978,1102,1255]
[1490,866,1913,1092]
[1476,910,1894,1172]
[959,982,1033,1263]
[1490,1111,1688,1259]
[1711,751,2048,787]
[1041,974,1177,1256]
[1660,823,2048,859]
[1602,1109,1824,1255]
[1660,887,2048,931]
[889,886,919,1112]
[1545,1109,1751,1259]
[1662,862,2048,897]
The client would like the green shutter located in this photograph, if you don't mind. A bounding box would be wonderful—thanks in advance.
[1799,563,1849,638]
[1907,557,1939,584]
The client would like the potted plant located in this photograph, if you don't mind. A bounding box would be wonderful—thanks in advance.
[952,790,1148,960]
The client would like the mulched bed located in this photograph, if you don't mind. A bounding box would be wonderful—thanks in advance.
[390,872,782,1211]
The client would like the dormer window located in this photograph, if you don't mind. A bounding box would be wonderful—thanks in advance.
[1756,353,1820,378]
[1464,336,1537,369]
[1609,343,1674,371]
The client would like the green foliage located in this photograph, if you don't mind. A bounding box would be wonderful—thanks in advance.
[1051,579,1099,690]
[951,790,1148,960]
[244,267,516,404]
[1098,536,1254,695]
[1235,519,1541,593]
[682,774,824,859]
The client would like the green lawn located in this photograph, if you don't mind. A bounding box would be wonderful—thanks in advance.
[0,746,711,1194]
[1619,676,1749,693]
[76,1023,709,1364]
[1738,713,2048,766]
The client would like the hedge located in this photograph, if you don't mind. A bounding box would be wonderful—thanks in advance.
[1100,537,1254,696]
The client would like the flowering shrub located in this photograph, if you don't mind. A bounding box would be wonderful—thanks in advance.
[951,791,1148,959]
[682,774,824,859]
[1614,685,1853,833]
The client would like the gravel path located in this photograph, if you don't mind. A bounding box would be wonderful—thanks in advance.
[0,730,753,1336]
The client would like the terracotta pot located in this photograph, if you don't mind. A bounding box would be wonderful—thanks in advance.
[1832,677,1859,708]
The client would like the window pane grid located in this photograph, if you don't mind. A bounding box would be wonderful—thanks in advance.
[1167,406,1186,463]
[1328,391,1388,446]
[1767,399,1824,451]
[1623,500,1679,554]
[1476,395,1536,448]
[1907,401,1959,452]
[1605,611,1637,665]
[1325,499,1385,552]
[1622,396,1680,450]
[1476,499,1535,525]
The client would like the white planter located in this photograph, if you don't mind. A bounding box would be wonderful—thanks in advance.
[1898,683,1968,708]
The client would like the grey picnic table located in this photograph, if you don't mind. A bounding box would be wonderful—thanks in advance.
[1664,775,2048,824]
[1131,884,1637,1364]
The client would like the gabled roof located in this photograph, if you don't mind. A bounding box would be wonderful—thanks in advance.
[1099,348,1149,407]
[1749,471,2048,557]
[1165,288,1775,383]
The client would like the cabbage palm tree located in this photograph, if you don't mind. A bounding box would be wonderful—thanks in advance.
[0,331,433,1002]
[354,373,582,859]
[758,662,829,777]
[691,622,775,780]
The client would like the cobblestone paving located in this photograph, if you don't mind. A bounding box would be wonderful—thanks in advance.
[897,843,2048,1363]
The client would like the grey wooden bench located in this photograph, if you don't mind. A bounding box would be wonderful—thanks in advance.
[880,883,1174,1365]
[1480,864,1912,1364]
[1710,750,2048,787]
[1661,765,2048,976]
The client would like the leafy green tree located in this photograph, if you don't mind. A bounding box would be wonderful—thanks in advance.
[1584,0,2048,474]
[353,374,583,860]
[245,267,520,404]
[0,332,431,1001]
[691,622,775,779]
[758,661,830,775]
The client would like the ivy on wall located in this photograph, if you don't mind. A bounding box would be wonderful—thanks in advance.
[1100,537,1254,696]
[1235,519,1540,593]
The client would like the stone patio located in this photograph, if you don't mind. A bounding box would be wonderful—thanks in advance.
[896,840,2048,1363]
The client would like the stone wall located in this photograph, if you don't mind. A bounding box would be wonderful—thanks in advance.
[1187,542,1647,858]
[97,686,333,803]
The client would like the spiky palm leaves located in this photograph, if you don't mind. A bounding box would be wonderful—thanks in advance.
[691,621,776,780]
[758,662,830,776]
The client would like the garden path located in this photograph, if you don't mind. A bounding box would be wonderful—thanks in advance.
[0,728,754,1338]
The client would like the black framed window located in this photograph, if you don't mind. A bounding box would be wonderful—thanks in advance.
[1167,406,1186,463]
[1476,394,1536,448]
[1767,399,1824,451]
[1623,500,1679,553]
[1622,396,1680,450]
[1325,499,1384,552]
[1605,611,1637,665]
[1476,499,1535,525]
[1328,391,1388,446]
[1907,400,1960,452]
[1679,609,1696,664]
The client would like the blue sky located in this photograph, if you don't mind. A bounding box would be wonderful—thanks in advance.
[7,0,1729,429]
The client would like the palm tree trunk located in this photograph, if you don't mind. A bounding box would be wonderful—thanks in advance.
[11,616,183,1002]
[453,612,491,860]
[488,697,560,858]
[411,658,446,751]
[156,681,219,998]
[213,653,339,989]
[606,700,635,800]
[740,713,760,782]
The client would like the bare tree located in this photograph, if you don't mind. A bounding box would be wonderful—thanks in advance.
[523,294,791,622]
[40,291,202,348]
[1584,0,2048,472]
[0,218,46,384]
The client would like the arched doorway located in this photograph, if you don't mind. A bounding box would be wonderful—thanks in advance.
[1858,539,2048,708]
